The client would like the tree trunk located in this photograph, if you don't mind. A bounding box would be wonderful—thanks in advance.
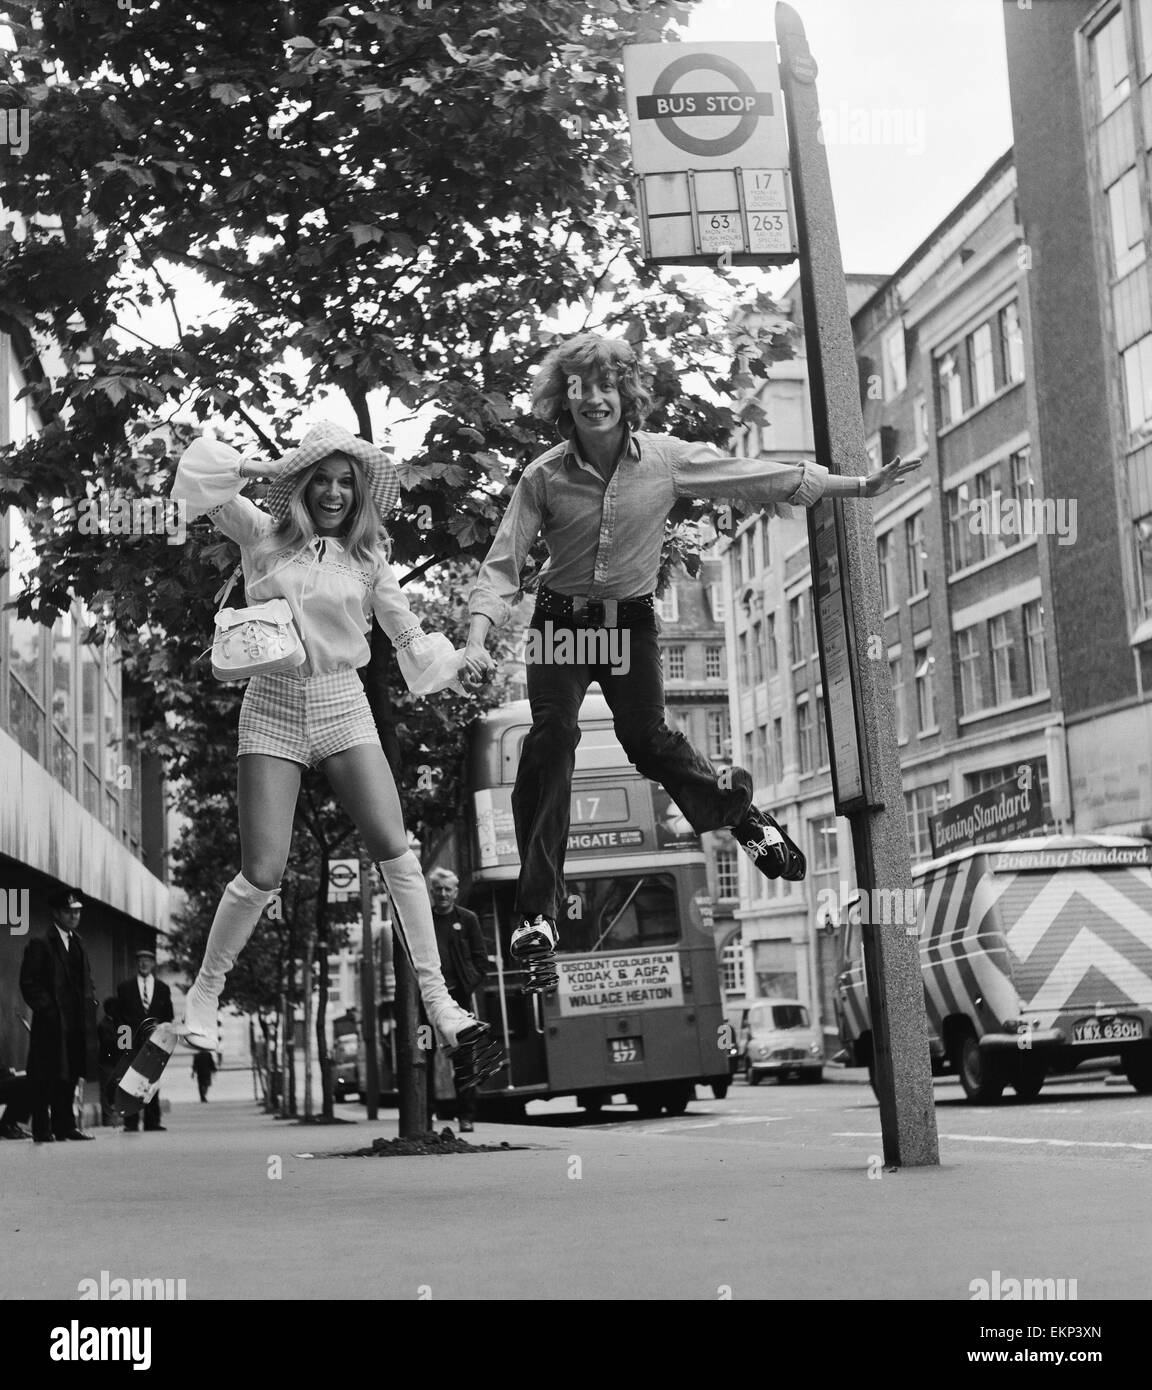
[315,856,333,1120]
[302,923,315,1119]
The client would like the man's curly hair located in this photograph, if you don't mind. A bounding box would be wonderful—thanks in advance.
[530,334,654,436]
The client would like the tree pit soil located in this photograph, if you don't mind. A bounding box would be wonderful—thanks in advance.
[329,1128,530,1158]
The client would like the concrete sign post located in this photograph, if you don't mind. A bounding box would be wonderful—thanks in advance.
[623,42,799,266]
[776,2,938,1165]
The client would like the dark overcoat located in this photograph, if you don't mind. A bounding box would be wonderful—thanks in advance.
[19,931,99,1082]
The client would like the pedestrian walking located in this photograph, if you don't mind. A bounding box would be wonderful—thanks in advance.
[425,868,489,1132]
[18,885,99,1142]
[191,1050,216,1102]
[116,949,173,1132]
[463,333,921,992]
[168,421,503,1091]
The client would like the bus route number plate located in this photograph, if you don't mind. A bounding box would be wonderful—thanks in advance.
[608,1037,644,1065]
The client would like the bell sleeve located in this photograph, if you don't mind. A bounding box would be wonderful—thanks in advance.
[370,554,466,696]
[172,436,272,548]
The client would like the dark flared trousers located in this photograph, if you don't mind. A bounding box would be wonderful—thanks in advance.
[512,610,751,922]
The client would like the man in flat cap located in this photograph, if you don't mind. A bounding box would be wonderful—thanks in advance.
[19,885,99,1142]
[116,946,174,1133]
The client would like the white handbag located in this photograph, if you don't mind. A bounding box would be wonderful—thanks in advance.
[210,567,306,682]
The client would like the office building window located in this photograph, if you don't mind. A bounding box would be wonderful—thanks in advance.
[1010,447,1033,512]
[957,628,983,714]
[905,782,951,861]
[796,698,813,774]
[1136,517,1152,617]
[999,302,1025,385]
[716,850,740,902]
[970,322,995,406]
[1107,169,1145,279]
[809,589,819,653]
[1093,10,1131,115]
[890,655,907,742]
[937,348,965,428]
[655,588,679,623]
[989,613,1016,705]
[1139,0,1152,75]
[975,464,1008,559]
[80,645,102,817]
[1122,333,1152,433]
[751,622,764,683]
[915,641,937,732]
[905,513,928,595]
[721,932,745,989]
[738,631,750,685]
[752,722,768,785]
[914,395,928,452]
[815,691,828,769]
[948,487,972,574]
[705,645,724,680]
[757,519,770,571]
[1024,600,1048,695]
[966,761,1050,818]
[708,582,727,621]
[877,533,894,609]
[882,323,907,399]
[706,709,729,759]
[789,595,805,663]
[772,717,785,782]
[50,613,77,795]
[766,612,778,672]
[665,645,685,680]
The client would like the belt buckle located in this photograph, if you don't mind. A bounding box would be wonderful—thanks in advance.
[585,599,605,627]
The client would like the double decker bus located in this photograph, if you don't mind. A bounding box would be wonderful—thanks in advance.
[462,694,731,1121]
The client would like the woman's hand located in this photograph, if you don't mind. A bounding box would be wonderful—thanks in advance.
[866,454,922,497]
[460,641,496,688]
[238,454,281,481]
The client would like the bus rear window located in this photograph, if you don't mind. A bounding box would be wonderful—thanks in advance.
[562,874,679,953]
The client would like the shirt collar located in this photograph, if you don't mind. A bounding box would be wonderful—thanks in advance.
[562,427,642,471]
[56,925,71,949]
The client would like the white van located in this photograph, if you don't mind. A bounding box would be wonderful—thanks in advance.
[835,835,1152,1102]
[730,998,824,1085]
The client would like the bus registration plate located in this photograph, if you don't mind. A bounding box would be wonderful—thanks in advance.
[1071,1015,1143,1043]
[608,1037,644,1065]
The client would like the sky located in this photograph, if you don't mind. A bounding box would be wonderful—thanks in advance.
[680,0,1014,293]
[109,0,1016,448]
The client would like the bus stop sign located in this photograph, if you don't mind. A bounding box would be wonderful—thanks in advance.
[623,42,797,266]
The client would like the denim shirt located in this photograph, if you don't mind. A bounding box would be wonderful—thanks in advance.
[467,431,827,627]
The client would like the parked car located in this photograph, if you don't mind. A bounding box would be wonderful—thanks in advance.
[332,1034,361,1101]
[733,998,824,1084]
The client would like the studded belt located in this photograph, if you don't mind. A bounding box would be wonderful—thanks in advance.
[535,585,655,628]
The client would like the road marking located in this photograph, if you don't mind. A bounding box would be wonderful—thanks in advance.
[834,1131,1152,1152]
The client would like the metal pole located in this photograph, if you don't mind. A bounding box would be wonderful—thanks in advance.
[776,1,938,1166]
[359,853,379,1121]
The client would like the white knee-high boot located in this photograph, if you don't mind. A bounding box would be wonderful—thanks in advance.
[376,850,477,1048]
[182,872,276,1048]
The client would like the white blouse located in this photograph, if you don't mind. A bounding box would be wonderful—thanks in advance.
[173,437,464,692]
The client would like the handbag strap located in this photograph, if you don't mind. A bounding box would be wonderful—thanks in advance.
[213,564,244,611]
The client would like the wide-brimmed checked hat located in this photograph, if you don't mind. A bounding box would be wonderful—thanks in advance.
[263,421,401,523]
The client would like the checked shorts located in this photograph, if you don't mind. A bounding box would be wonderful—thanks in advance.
[237,668,379,768]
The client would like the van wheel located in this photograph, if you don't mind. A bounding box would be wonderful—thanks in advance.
[744,1060,761,1087]
[1124,1050,1152,1094]
[711,1080,730,1100]
[581,1095,605,1116]
[662,1084,693,1116]
[959,1035,1004,1103]
[1012,1058,1045,1101]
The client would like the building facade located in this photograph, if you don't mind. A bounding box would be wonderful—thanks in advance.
[0,328,170,1101]
[1004,0,1152,837]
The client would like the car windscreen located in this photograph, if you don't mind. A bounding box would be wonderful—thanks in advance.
[772,1004,810,1030]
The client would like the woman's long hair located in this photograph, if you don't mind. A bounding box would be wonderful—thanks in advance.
[531,333,653,438]
[257,451,386,567]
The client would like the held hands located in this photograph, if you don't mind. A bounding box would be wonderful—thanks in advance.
[865,454,922,498]
[460,640,496,689]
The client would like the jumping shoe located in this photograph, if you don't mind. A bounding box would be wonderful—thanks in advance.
[510,915,560,996]
[731,805,807,881]
[178,986,219,1051]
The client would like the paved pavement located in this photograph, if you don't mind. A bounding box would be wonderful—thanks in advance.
[3,1068,1149,1302]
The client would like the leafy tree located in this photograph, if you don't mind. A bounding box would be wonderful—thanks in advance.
[0,0,795,1126]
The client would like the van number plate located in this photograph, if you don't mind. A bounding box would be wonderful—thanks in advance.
[608,1037,644,1064]
[1071,1016,1143,1043]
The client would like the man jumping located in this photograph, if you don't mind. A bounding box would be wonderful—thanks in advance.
[463,334,920,994]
